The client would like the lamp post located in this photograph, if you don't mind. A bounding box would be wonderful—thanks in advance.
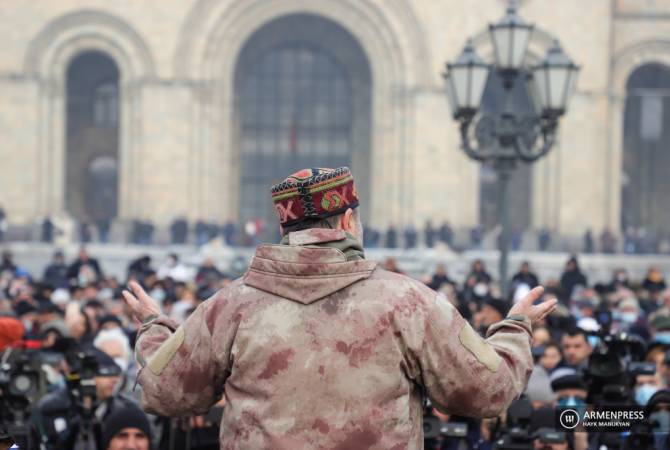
[443,1,579,296]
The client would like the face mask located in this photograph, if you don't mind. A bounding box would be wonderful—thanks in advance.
[587,336,600,348]
[557,396,586,408]
[621,312,639,324]
[611,310,622,321]
[557,395,587,417]
[635,384,659,405]
[150,288,166,303]
[473,283,488,297]
[655,332,670,345]
[650,411,670,431]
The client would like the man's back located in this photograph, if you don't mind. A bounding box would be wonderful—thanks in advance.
[136,229,534,449]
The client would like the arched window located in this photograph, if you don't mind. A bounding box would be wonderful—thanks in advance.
[235,14,371,242]
[66,51,120,223]
[622,64,670,238]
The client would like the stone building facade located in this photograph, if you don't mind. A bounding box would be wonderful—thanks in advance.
[1,0,669,241]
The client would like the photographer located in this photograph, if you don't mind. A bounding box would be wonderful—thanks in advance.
[30,348,137,449]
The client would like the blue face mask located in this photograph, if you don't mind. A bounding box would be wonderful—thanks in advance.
[557,395,587,417]
[650,411,670,432]
[587,336,600,348]
[621,312,639,324]
[635,384,659,406]
[655,332,670,345]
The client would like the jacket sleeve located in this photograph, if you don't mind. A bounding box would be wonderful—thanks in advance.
[134,298,230,417]
[413,291,533,418]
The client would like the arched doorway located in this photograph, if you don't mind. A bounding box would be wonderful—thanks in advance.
[234,14,372,243]
[478,72,534,236]
[65,51,120,228]
[622,64,670,241]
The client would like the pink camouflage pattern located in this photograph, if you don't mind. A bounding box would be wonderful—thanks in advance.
[135,228,534,449]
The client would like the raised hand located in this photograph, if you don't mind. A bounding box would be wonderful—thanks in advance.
[122,280,161,323]
[507,286,557,325]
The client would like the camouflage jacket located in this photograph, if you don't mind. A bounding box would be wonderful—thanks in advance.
[135,229,533,449]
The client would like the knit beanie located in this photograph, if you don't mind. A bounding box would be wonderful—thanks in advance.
[100,404,152,450]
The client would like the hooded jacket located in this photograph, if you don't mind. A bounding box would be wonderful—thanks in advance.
[135,229,533,449]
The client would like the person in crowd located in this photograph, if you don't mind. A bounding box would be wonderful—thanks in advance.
[382,256,404,274]
[468,259,492,285]
[600,228,617,254]
[538,342,562,375]
[0,315,24,351]
[43,250,69,289]
[525,365,555,409]
[474,297,509,334]
[560,328,593,372]
[195,257,225,286]
[583,228,594,254]
[424,220,436,248]
[80,220,93,244]
[608,267,631,291]
[67,248,103,286]
[427,263,454,291]
[0,205,6,242]
[169,217,189,244]
[30,349,136,448]
[559,256,588,302]
[101,404,152,450]
[127,255,153,282]
[533,326,552,347]
[438,221,454,248]
[470,225,484,249]
[511,261,540,291]
[386,224,398,248]
[0,250,16,278]
[644,267,667,293]
[156,253,190,282]
[42,216,56,243]
[538,227,551,251]
[404,223,418,249]
[221,220,237,246]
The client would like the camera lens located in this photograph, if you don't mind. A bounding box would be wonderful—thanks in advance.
[12,374,32,393]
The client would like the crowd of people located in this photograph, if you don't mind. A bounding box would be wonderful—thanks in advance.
[0,244,669,448]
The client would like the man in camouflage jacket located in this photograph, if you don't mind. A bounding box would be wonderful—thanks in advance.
[124,167,556,449]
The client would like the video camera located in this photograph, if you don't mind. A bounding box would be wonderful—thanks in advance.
[584,328,654,405]
[492,399,566,450]
[422,397,470,448]
[0,345,46,449]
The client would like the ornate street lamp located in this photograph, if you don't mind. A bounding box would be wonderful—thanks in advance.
[443,1,579,296]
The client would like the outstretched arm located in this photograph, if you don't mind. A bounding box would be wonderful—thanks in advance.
[417,287,555,417]
[123,282,228,416]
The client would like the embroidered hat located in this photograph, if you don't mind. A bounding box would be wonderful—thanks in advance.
[271,167,359,226]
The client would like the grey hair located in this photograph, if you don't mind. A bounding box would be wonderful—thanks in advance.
[281,209,362,237]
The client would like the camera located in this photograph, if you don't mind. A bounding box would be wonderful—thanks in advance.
[585,330,651,405]
[0,347,45,449]
[422,397,470,448]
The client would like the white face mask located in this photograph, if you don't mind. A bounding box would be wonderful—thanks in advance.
[474,283,489,297]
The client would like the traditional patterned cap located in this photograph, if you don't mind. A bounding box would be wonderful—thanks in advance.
[271,167,359,226]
